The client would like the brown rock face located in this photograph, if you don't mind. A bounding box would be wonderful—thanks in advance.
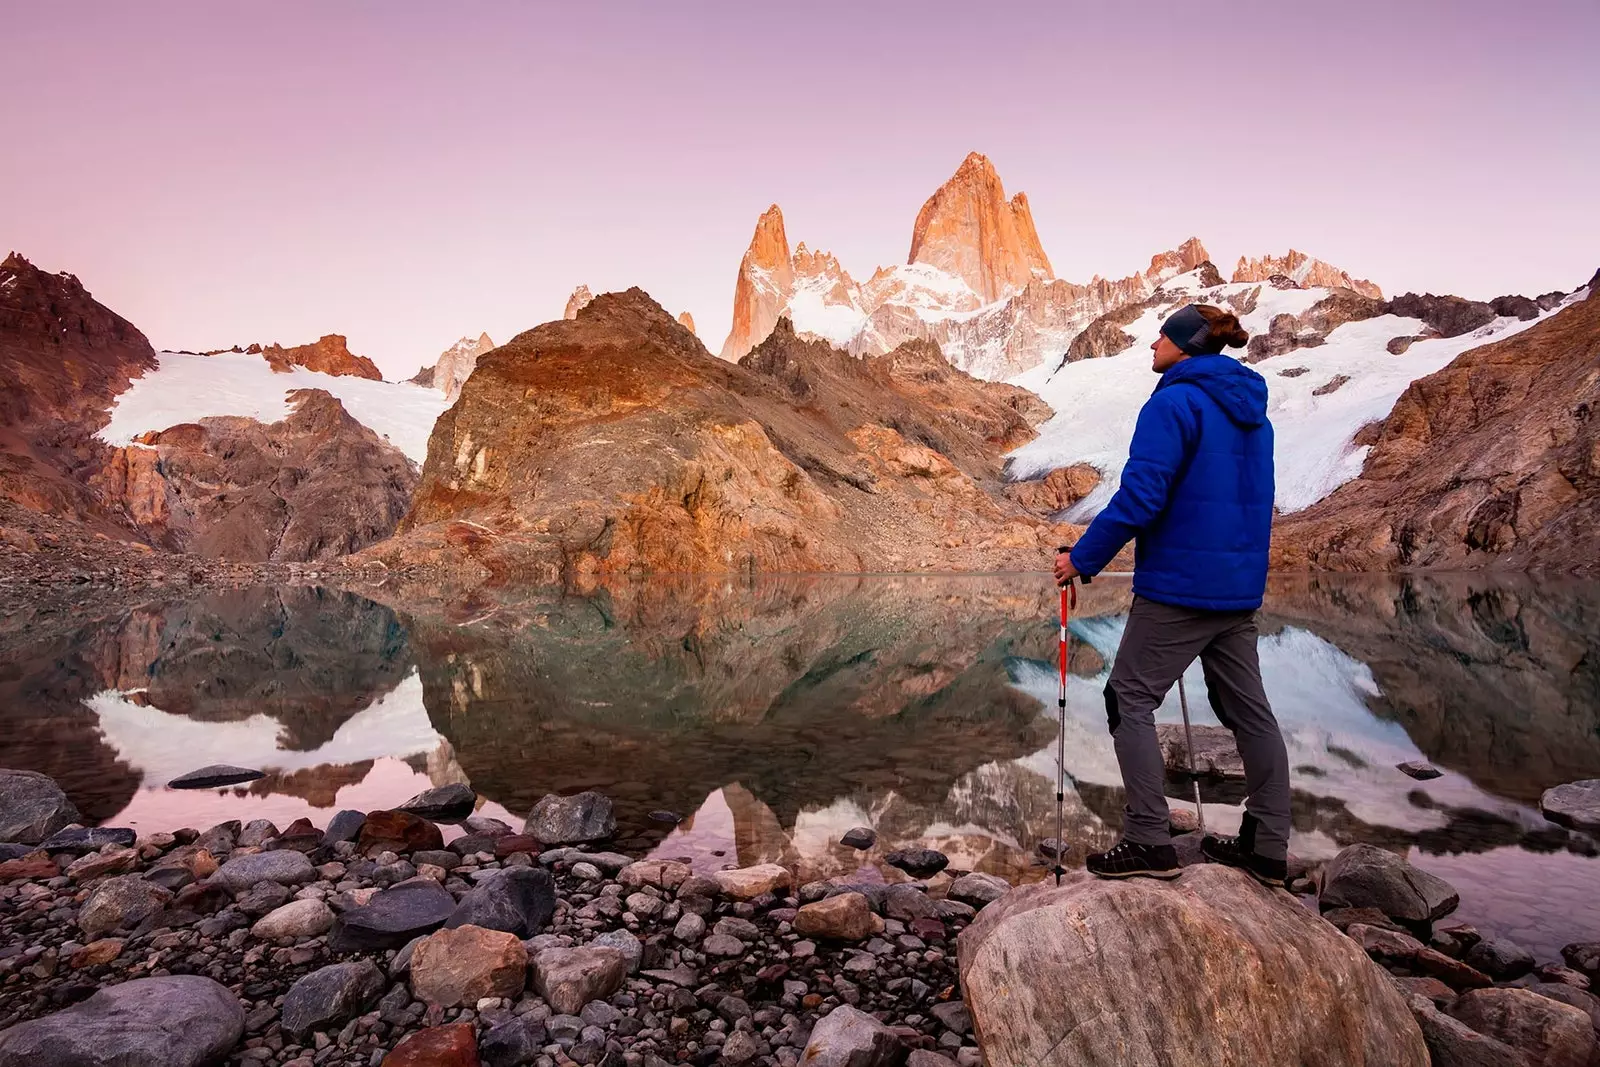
[366,291,1072,585]
[0,252,157,526]
[1005,465,1102,516]
[718,206,796,361]
[1273,285,1600,571]
[94,389,417,561]
[258,335,383,380]
[563,285,594,320]
[1233,250,1383,300]
[908,152,1052,303]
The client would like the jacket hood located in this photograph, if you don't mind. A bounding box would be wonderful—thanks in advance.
[1157,355,1268,429]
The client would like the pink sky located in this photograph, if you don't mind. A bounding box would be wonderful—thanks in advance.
[4,1,1596,378]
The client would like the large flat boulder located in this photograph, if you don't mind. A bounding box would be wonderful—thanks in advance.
[0,976,243,1067]
[1540,780,1600,835]
[957,865,1426,1067]
[0,769,81,845]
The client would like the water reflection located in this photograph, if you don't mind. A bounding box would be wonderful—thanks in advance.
[1,574,1596,959]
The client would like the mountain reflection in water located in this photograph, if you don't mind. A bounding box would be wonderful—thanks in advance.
[1,573,1596,959]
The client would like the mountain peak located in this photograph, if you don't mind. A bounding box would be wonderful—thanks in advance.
[1233,249,1382,300]
[719,205,798,360]
[908,153,1053,303]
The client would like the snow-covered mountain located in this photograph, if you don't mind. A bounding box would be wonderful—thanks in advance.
[410,333,496,401]
[1004,270,1585,519]
[717,152,1370,382]
[101,350,450,464]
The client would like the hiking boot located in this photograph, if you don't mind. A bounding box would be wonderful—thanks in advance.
[1086,840,1182,880]
[1201,813,1288,887]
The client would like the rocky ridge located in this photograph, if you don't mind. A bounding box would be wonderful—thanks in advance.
[257,336,383,381]
[410,334,496,401]
[1232,249,1384,300]
[359,290,1077,585]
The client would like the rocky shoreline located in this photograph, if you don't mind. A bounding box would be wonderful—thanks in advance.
[2,771,1598,1067]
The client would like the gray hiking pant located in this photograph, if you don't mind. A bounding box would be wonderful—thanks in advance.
[1105,596,1292,860]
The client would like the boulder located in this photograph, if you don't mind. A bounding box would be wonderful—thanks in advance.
[281,960,387,1039]
[0,850,57,880]
[0,769,81,844]
[840,827,877,850]
[0,975,243,1067]
[446,867,556,937]
[1527,983,1600,1033]
[479,1015,547,1067]
[410,925,527,1007]
[40,826,137,854]
[947,872,1010,908]
[800,1004,903,1067]
[1397,761,1443,781]
[884,884,939,921]
[251,898,335,941]
[530,945,628,1015]
[794,893,883,941]
[1465,938,1536,981]
[712,863,793,900]
[617,859,691,892]
[211,849,314,892]
[524,791,615,845]
[358,810,445,854]
[1345,923,1493,991]
[592,929,644,973]
[382,1023,480,1067]
[1319,843,1459,923]
[78,875,173,935]
[397,783,478,821]
[1540,780,1600,834]
[1448,988,1595,1067]
[1563,942,1600,981]
[1156,723,1245,779]
[237,820,278,848]
[958,866,1427,1066]
[323,810,367,844]
[166,765,265,789]
[328,877,457,952]
[66,846,141,882]
[1406,994,1529,1067]
[885,847,949,878]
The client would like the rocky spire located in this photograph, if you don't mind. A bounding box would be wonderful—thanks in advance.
[718,205,796,361]
[564,285,594,320]
[907,152,1054,303]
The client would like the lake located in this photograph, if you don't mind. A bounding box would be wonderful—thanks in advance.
[3,572,1597,961]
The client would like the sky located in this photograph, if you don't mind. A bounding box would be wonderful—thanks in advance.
[3,0,1597,379]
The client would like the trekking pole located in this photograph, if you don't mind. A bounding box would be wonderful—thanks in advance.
[1053,548,1089,885]
[1177,676,1206,834]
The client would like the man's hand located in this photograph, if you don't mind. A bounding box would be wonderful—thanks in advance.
[1053,552,1080,587]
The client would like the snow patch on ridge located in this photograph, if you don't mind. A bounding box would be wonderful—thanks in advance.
[100,351,450,464]
[1005,278,1581,515]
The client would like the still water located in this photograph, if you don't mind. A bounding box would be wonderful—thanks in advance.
[3,574,1597,960]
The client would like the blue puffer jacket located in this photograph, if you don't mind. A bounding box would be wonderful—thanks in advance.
[1069,355,1274,611]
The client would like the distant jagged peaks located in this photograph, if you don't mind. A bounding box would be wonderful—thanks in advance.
[564,285,594,320]
[1232,250,1383,301]
[907,151,1053,303]
[423,332,496,401]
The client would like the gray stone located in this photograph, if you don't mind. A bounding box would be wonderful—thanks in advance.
[592,929,642,974]
[531,946,628,1015]
[1405,995,1527,1067]
[39,826,137,854]
[328,877,457,952]
[251,898,335,941]
[481,1014,549,1067]
[525,791,616,846]
[79,875,172,935]
[236,819,278,848]
[1563,942,1600,980]
[704,933,746,957]
[323,810,366,844]
[1397,761,1443,782]
[211,849,315,892]
[280,960,387,1039]
[167,764,266,789]
[947,872,1010,909]
[840,827,876,850]
[800,1004,902,1067]
[446,866,556,937]
[1464,938,1536,981]
[884,848,948,878]
[961,867,1428,1067]
[714,916,760,943]
[721,1029,760,1064]
[398,783,478,821]
[1448,988,1595,1067]
[0,769,81,845]
[673,912,706,942]
[883,884,938,921]
[1319,843,1460,923]
[930,1001,971,1034]
[1541,780,1600,835]
[0,975,243,1067]
[236,880,293,916]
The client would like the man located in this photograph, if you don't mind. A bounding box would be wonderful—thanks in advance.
[1053,303,1291,886]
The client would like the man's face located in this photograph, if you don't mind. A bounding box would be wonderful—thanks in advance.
[1151,334,1187,373]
